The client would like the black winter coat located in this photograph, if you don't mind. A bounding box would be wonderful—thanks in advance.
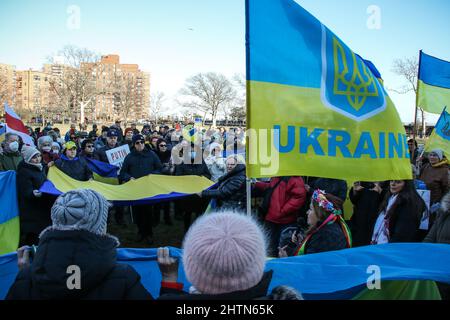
[304,222,349,254]
[202,164,246,210]
[55,155,93,181]
[119,149,162,183]
[175,161,211,180]
[377,195,423,243]
[424,192,450,244]
[6,229,153,300]
[312,178,348,202]
[349,187,385,247]
[158,271,302,300]
[16,161,53,235]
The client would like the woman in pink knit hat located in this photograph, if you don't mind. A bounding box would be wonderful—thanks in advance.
[156,211,303,300]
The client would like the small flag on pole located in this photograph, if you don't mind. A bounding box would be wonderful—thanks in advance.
[4,102,35,146]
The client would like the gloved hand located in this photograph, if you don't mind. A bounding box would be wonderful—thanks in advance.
[33,190,42,198]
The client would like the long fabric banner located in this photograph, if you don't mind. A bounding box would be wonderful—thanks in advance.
[0,171,20,255]
[425,108,450,156]
[39,167,215,206]
[0,243,449,300]
[245,0,411,181]
[418,51,450,114]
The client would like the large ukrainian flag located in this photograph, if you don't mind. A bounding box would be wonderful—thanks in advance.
[418,51,450,114]
[425,108,450,157]
[246,0,411,181]
[0,171,20,255]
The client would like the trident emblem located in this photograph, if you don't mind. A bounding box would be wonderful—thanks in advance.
[321,25,386,122]
[333,38,379,111]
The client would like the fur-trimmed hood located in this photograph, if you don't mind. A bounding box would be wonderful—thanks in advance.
[441,192,450,214]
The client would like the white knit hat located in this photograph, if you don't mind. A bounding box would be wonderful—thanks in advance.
[21,145,41,163]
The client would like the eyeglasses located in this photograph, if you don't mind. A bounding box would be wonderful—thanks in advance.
[159,144,167,147]
[135,141,144,145]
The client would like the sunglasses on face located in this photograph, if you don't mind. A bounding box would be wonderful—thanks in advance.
[86,145,94,148]
[159,144,167,147]
[135,141,145,145]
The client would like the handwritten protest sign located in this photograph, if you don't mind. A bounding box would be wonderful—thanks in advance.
[106,144,130,171]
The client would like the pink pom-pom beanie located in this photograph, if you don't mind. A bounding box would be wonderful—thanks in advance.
[182,212,267,294]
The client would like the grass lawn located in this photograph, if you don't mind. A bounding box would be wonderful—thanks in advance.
[107,206,185,249]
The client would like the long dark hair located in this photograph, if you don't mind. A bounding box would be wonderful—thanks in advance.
[378,180,426,226]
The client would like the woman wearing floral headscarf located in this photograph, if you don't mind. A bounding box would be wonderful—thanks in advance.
[280,189,351,256]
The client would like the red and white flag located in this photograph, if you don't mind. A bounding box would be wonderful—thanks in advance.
[4,103,35,146]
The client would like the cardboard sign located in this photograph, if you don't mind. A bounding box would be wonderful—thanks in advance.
[106,144,130,170]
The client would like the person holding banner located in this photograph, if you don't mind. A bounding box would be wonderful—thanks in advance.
[174,142,211,232]
[96,129,120,163]
[119,134,163,244]
[0,133,23,172]
[79,139,100,161]
[17,146,54,246]
[6,190,153,300]
[53,141,93,182]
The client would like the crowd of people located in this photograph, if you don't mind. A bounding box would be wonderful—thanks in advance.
[0,120,449,300]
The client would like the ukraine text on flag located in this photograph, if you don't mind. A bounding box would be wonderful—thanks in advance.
[245,0,411,181]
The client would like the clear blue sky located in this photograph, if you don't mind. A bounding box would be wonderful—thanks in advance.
[0,0,449,122]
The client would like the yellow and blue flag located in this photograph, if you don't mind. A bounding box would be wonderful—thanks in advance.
[246,0,411,181]
[418,51,450,114]
[425,108,450,157]
[40,167,215,206]
[0,171,20,255]
[0,123,5,144]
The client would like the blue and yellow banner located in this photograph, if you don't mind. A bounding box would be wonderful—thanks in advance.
[418,51,450,114]
[246,0,411,181]
[425,108,450,157]
[85,157,120,185]
[40,167,215,206]
[0,171,20,255]
[1,243,448,299]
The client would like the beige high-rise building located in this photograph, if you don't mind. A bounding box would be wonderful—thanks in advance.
[15,70,53,120]
[81,54,150,123]
[0,63,17,110]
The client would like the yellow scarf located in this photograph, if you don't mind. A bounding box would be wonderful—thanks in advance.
[432,158,448,168]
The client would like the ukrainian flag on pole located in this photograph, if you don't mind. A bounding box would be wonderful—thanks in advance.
[246,0,411,181]
[0,171,20,255]
[418,51,450,114]
[425,108,450,157]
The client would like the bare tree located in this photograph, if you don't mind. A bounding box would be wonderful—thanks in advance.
[391,56,426,137]
[230,73,246,122]
[47,45,103,124]
[110,71,139,127]
[150,91,165,126]
[179,72,236,127]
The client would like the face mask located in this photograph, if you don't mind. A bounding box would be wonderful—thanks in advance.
[42,146,51,152]
[9,141,19,152]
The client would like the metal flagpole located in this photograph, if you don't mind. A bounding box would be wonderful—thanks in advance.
[413,50,423,142]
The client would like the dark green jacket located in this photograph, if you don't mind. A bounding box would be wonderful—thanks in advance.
[0,152,23,171]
